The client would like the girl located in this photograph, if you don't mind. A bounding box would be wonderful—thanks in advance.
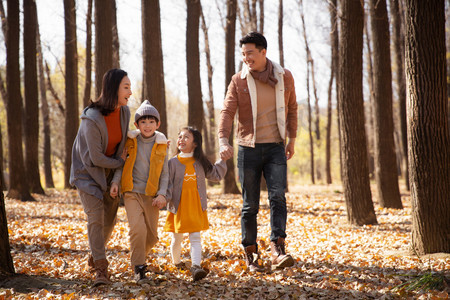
[70,68,132,286]
[164,127,230,281]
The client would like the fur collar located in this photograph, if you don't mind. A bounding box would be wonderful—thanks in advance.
[127,130,167,144]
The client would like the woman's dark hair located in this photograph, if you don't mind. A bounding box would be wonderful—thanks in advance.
[89,68,128,115]
[179,126,213,173]
[239,31,267,50]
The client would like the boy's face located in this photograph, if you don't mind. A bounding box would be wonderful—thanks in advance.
[135,118,160,138]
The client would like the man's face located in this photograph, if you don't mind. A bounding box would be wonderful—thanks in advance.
[241,43,267,72]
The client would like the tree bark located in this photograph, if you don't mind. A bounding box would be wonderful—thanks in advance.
[390,0,409,191]
[186,0,204,132]
[142,0,167,135]
[83,0,93,108]
[258,0,264,34]
[64,0,78,189]
[6,0,34,201]
[369,0,402,209]
[405,0,450,254]
[278,0,283,67]
[200,4,216,165]
[111,0,120,69]
[36,21,54,188]
[338,0,377,225]
[223,0,240,194]
[95,0,113,98]
[45,61,65,114]
[0,170,14,274]
[23,0,44,194]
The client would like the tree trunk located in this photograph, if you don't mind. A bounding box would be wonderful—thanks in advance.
[405,0,450,254]
[223,0,240,194]
[200,4,216,165]
[95,0,113,98]
[45,61,65,115]
[36,22,54,188]
[300,0,315,184]
[111,0,120,69]
[390,0,409,191]
[369,0,402,209]
[186,0,204,132]
[325,0,338,184]
[23,0,44,194]
[338,0,377,225]
[0,25,7,191]
[0,123,6,191]
[64,0,78,189]
[0,170,14,274]
[258,0,264,34]
[142,0,167,135]
[83,0,93,108]
[6,0,34,201]
[278,0,283,67]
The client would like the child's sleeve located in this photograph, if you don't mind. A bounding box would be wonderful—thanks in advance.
[205,159,227,182]
[111,167,123,184]
[157,153,169,197]
[165,158,175,203]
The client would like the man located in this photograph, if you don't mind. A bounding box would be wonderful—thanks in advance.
[219,32,298,272]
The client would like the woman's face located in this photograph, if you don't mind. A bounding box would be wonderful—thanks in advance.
[117,76,132,107]
[177,129,196,153]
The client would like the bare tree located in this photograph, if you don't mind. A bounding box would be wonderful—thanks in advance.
[369,0,402,209]
[200,3,216,164]
[82,0,93,108]
[95,0,113,98]
[278,0,284,67]
[186,0,204,131]
[405,0,450,254]
[112,0,120,68]
[338,0,377,225]
[23,0,44,194]
[223,0,240,194]
[258,0,264,34]
[0,170,14,274]
[142,0,167,135]
[390,0,409,191]
[64,0,79,188]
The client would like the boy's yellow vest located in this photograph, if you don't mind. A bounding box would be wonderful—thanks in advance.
[120,137,167,196]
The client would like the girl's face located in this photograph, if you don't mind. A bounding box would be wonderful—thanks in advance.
[177,129,196,153]
[117,76,132,107]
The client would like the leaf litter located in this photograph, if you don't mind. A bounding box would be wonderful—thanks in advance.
[1,185,449,299]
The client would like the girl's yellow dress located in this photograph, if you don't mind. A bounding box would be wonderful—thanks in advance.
[164,156,209,233]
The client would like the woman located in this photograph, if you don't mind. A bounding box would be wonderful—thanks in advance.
[70,68,131,286]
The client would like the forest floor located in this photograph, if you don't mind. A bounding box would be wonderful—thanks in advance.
[1,184,449,299]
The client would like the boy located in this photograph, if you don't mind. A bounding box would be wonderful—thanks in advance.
[111,100,168,283]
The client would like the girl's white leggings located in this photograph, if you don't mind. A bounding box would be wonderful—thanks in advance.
[170,232,202,266]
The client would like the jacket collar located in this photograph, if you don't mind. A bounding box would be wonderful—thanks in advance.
[240,59,285,79]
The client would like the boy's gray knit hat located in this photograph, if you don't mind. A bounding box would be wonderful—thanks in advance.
[135,100,160,122]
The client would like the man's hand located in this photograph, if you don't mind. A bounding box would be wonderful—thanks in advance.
[285,139,296,160]
[120,147,128,161]
[152,195,167,209]
[219,138,234,161]
[110,182,119,198]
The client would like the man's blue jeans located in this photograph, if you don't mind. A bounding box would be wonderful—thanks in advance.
[237,143,287,248]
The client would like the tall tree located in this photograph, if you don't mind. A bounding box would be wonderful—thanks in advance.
[142,0,167,135]
[369,0,402,209]
[0,2,7,191]
[325,0,338,184]
[0,166,14,274]
[223,0,240,194]
[186,0,203,131]
[23,0,44,194]
[95,0,113,98]
[405,0,450,254]
[82,0,93,107]
[200,3,216,164]
[278,0,283,67]
[64,0,79,188]
[390,0,409,191]
[258,0,264,34]
[338,0,377,225]
[36,21,54,188]
[6,0,34,201]
[111,0,120,68]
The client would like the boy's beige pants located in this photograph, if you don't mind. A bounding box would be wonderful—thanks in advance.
[124,192,159,267]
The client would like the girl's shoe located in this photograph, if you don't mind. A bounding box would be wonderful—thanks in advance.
[190,265,207,281]
[134,264,151,284]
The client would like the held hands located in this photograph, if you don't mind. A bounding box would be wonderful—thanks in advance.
[120,147,128,161]
[219,138,233,161]
[152,194,167,209]
[110,182,119,198]
[285,139,296,160]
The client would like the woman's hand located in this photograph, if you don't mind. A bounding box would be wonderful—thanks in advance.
[120,147,128,161]
[110,182,119,198]
[152,195,167,209]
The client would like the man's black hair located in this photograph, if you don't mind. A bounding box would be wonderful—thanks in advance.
[239,31,267,50]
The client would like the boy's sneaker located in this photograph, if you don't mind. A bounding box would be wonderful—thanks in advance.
[134,264,151,284]
[190,265,207,281]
